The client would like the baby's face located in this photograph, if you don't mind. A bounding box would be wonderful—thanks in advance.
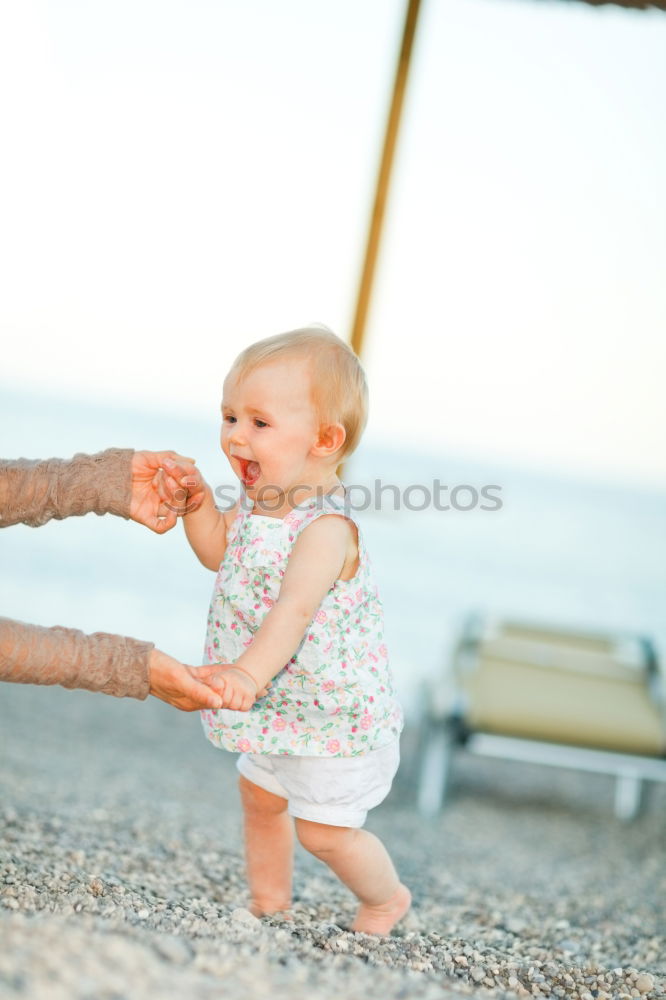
[221,357,320,501]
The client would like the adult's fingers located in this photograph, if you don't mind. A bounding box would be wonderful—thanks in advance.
[151,510,178,534]
[161,451,196,466]
[160,454,198,482]
[180,676,223,710]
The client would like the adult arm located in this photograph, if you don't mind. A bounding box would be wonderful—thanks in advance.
[0,616,153,698]
[0,449,133,527]
[0,617,224,708]
[0,448,221,707]
[0,448,201,532]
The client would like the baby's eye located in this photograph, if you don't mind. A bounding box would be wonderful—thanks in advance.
[223,415,236,424]
[254,419,268,429]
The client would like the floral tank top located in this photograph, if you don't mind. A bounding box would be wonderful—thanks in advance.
[200,491,403,757]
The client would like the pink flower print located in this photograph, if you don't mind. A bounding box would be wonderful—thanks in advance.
[314,610,327,624]
[236,738,251,752]
[378,644,388,658]
[262,727,269,734]
[262,596,274,609]
[356,589,363,602]
[272,717,287,732]
[321,680,336,693]
[361,713,373,731]
[326,739,341,753]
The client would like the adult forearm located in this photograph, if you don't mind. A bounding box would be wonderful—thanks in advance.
[0,616,153,699]
[0,450,133,528]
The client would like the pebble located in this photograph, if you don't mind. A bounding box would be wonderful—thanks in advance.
[1,687,665,1000]
[153,936,193,965]
[231,908,261,928]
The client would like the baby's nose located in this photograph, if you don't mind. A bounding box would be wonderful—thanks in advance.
[228,425,246,446]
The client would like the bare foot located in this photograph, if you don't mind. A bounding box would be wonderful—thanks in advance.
[351,883,412,935]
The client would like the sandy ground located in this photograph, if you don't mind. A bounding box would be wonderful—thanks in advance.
[1,683,665,1000]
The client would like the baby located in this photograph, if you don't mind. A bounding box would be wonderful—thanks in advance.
[182,326,410,934]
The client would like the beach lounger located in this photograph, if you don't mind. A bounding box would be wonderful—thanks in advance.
[416,615,666,820]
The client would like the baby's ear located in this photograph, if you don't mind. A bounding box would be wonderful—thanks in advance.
[313,423,346,457]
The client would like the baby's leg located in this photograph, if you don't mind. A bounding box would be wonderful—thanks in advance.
[239,776,294,916]
[295,820,411,935]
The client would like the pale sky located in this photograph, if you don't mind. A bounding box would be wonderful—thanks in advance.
[1,0,665,489]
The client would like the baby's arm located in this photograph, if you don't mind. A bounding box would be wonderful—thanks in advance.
[180,476,237,571]
[214,515,351,708]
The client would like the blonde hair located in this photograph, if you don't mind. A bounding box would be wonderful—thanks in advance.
[226,325,368,460]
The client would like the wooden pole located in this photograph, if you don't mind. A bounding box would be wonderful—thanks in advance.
[349,0,422,360]
[340,0,422,481]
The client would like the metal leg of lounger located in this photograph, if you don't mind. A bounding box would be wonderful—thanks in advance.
[614,771,644,822]
[417,720,455,817]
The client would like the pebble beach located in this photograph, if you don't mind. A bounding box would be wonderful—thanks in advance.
[1,683,664,1000]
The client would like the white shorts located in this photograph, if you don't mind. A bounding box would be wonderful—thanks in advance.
[236,741,401,828]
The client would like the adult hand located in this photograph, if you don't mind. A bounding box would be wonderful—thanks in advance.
[148,648,225,711]
[152,461,208,521]
[130,451,202,533]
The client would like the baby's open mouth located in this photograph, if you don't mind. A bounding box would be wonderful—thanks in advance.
[236,458,261,487]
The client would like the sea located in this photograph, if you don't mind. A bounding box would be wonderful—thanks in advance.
[2,387,665,718]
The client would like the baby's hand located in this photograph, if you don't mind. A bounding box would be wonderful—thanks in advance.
[207,664,261,711]
[153,460,207,517]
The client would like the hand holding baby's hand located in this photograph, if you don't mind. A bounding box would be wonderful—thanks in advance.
[130,451,203,533]
[152,460,208,518]
[207,664,263,711]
